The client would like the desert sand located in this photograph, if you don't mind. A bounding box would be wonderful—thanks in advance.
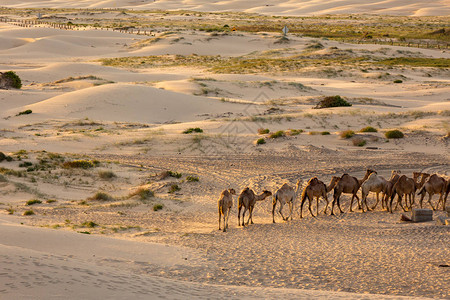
[0,2,449,299]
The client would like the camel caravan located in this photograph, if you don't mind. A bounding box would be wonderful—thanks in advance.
[218,169,450,231]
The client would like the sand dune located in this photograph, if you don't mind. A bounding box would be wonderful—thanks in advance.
[10,83,243,123]
[3,0,450,16]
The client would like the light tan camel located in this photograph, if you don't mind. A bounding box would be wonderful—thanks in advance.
[417,174,447,210]
[389,175,416,213]
[361,172,389,212]
[300,176,339,218]
[218,188,236,232]
[238,188,272,226]
[272,179,303,223]
[331,169,375,215]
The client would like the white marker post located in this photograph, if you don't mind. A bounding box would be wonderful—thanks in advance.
[282,25,289,36]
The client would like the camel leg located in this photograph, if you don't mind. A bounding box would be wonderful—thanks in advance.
[242,207,248,226]
[323,196,329,215]
[428,193,435,211]
[419,193,425,209]
[224,209,230,232]
[247,206,254,225]
[337,195,344,214]
[398,194,406,212]
[238,206,242,226]
[279,202,286,221]
[308,197,316,218]
[349,195,354,213]
[272,198,277,223]
[288,201,293,220]
[300,197,306,218]
[371,192,379,210]
[218,209,221,231]
[389,193,396,213]
[316,197,319,216]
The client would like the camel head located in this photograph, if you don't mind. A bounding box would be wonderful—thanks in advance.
[228,188,236,195]
[390,170,401,179]
[262,190,272,197]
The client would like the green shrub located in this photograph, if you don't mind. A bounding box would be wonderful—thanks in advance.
[352,137,367,147]
[340,130,355,139]
[168,184,180,193]
[26,199,42,205]
[314,95,351,109]
[134,187,154,199]
[258,128,270,134]
[256,138,266,145]
[168,171,182,178]
[98,170,116,179]
[16,109,32,116]
[90,192,113,201]
[385,130,404,139]
[81,221,98,228]
[269,130,285,139]
[19,162,33,168]
[153,204,164,211]
[63,160,95,169]
[360,126,378,132]
[0,152,6,162]
[393,79,403,83]
[2,71,22,89]
[183,127,203,134]
[46,199,57,203]
[321,131,330,135]
[286,129,303,136]
[23,210,34,216]
[186,175,199,182]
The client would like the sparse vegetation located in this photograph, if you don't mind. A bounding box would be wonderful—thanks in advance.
[153,204,164,211]
[90,191,113,201]
[269,130,285,139]
[129,187,154,199]
[183,127,203,134]
[16,109,32,116]
[360,126,378,132]
[256,138,266,145]
[352,137,367,147]
[321,131,330,135]
[169,184,180,193]
[63,160,98,169]
[1,71,22,89]
[258,128,270,134]
[81,221,98,228]
[286,129,303,136]
[186,175,199,182]
[314,95,352,109]
[23,210,34,216]
[168,171,182,178]
[98,170,116,179]
[393,79,403,83]
[385,129,404,139]
[26,199,42,205]
[340,130,355,139]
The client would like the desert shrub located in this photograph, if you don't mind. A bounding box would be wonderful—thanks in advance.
[90,192,113,201]
[168,171,182,178]
[352,137,367,147]
[385,130,404,139]
[46,199,57,203]
[321,131,330,135]
[98,170,116,179]
[0,174,6,182]
[286,129,303,136]
[0,152,5,162]
[269,130,285,139]
[63,160,95,169]
[2,71,22,89]
[183,127,203,134]
[186,175,199,182]
[26,199,42,205]
[6,207,14,214]
[153,204,164,211]
[168,184,180,193]
[314,95,351,109]
[81,221,98,228]
[23,210,34,216]
[258,128,270,134]
[16,109,32,116]
[308,131,319,135]
[393,79,403,83]
[360,126,378,132]
[131,187,154,199]
[19,162,33,168]
[256,138,266,145]
[340,130,355,139]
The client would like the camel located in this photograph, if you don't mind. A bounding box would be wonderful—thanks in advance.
[238,188,272,226]
[331,169,375,215]
[218,188,236,232]
[360,172,389,212]
[444,179,450,209]
[379,170,401,210]
[417,174,447,210]
[300,176,339,218]
[389,175,416,213]
[272,179,303,223]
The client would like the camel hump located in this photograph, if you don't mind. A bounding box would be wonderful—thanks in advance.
[307,177,319,184]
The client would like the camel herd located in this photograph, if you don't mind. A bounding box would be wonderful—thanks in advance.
[218,169,450,232]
